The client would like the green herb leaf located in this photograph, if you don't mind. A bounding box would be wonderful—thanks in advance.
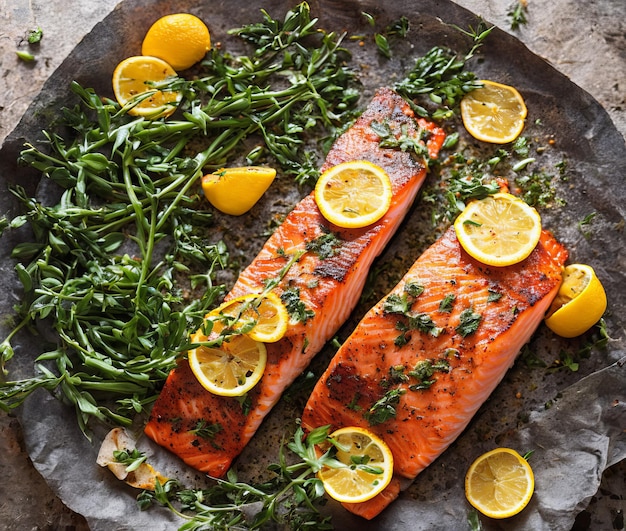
[364,388,406,425]
[439,294,456,312]
[305,230,342,259]
[16,50,35,62]
[456,307,482,337]
[508,0,529,30]
[27,27,44,44]
[281,288,314,324]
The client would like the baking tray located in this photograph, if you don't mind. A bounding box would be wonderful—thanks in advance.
[0,1,624,529]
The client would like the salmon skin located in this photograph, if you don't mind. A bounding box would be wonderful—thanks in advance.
[144,88,446,476]
[301,226,567,519]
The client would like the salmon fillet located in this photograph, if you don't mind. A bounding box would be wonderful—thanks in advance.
[301,225,567,519]
[144,88,446,476]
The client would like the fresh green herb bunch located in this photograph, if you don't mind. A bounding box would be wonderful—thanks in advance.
[0,2,359,436]
[138,426,349,530]
[395,24,493,120]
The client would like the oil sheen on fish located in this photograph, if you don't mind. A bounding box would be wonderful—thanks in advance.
[301,225,567,519]
[144,88,446,476]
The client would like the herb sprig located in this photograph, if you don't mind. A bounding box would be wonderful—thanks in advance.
[395,23,493,120]
[137,425,368,530]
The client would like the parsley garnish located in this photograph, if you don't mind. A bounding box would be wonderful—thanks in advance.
[113,448,147,473]
[190,420,222,439]
[405,281,425,298]
[366,358,451,425]
[408,359,450,390]
[305,230,342,260]
[383,282,424,314]
[439,294,456,313]
[281,287,314,324]
[364,388,406,426]
[383,282,443,345]
[487,289,502,303]
[456,307,482,337]
[383,293,411,315]
[380,365,410,388]
[370,121,430,159]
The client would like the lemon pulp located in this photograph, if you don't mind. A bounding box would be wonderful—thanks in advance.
[314,160,392,229]
[112,56,181,118]
[465,448,534,519]
[453,192,542,267]
[461,80,527,144]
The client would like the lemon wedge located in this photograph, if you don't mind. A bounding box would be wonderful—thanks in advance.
[544,263,607,337]
[202,166,277,216]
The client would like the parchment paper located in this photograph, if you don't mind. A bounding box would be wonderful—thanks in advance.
[1,0,625,529]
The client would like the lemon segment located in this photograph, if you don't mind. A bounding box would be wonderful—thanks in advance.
[461,80,528,144]
[210,292,289,343]
[188,328,267,397]
[202,166,277,216]
[454,192,542,267]
[465,448,535,519]
[317,426,394,504]
[142,13,211,71]
[544,263,607,337]
[314,160,393,229]
[112,56,181,118]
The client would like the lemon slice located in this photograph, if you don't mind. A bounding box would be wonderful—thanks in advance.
[188,327,267,397]
[314,160,393,229]
[454,192,542,267]
[202,166,277,216]
[112,56,181,119]
[142,13,211,71]
[544,263,607,338]
[210,292,289,343]
[465,448,534,519]
[317,426,394,504]
[461,80,528,144]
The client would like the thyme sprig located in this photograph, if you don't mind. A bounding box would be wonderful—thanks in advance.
[395,23,493,120]
[138,425,367,530]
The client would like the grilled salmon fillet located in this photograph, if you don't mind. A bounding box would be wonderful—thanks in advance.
[144,88,446,476]
[301,226,567,519]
